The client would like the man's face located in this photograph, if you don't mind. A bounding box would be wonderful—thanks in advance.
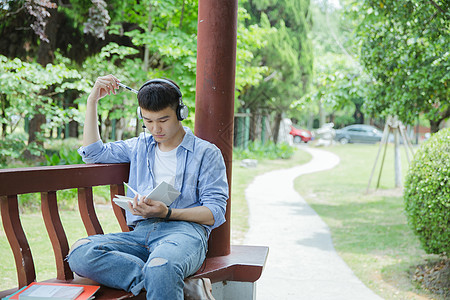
[140,106,183,147]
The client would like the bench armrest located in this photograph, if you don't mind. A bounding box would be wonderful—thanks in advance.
[193,245,269,283]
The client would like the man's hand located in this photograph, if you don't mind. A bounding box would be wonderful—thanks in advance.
[88,74,120,104]
[128,195,169,219]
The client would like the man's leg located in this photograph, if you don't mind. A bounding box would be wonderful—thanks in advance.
[67,231,149,295]
[143,222,208,299]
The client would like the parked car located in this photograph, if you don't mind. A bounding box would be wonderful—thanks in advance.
[289,126,313,143]
[335,124,383,144]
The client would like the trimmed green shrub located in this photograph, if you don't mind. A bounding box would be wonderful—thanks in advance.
[404,128,450,255]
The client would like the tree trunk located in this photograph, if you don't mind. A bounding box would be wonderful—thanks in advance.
[66,91,79,138]
[272,112,282,144]
[307,111,314,131]
[318,98,325,127]
[143,3,153,71]
[430,119,440,134]
[103,114,111,141]
[1,93,7,138]
[27,112,46,146]
[68,121,78,138]
[179,0,186,28]
[27,6,59,156]
[394,127,402,188]
[249,110,258,142]
[116,117,126,140]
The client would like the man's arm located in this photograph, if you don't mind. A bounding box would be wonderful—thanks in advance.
[170,206,215,225]
[83,75,120,146]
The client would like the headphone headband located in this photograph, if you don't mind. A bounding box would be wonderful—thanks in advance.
[139,78,182,98]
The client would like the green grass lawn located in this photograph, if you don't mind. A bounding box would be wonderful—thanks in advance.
[0,148,312,291]
[294,143,443,300]
[0,207,123,291]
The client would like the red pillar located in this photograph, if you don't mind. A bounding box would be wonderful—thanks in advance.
[195,0,238,257]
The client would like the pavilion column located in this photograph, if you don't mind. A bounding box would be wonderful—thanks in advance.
[195,0,238,257]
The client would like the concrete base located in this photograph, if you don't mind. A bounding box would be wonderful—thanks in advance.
[212,281,256,300]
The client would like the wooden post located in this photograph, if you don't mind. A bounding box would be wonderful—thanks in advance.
[195,0,238,257]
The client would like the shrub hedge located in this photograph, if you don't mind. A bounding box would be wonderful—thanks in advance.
[404,128,449,255]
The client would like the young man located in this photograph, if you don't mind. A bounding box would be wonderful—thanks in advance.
[67,74,228,299]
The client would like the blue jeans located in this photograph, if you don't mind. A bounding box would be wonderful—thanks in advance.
[67,219,208,299]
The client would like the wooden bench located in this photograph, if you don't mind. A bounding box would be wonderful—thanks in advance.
[0,163,268,299]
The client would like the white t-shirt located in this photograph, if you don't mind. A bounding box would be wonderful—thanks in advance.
[153,144,177,186]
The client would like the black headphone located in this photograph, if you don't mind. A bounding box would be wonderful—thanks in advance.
[137,78,189,121]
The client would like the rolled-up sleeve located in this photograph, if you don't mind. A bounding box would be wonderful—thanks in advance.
[198,147,229,231]
[78,140,104,163]
[78,139,135,164]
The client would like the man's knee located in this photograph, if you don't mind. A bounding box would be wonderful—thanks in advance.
[148,257,168,267]
[68,238,91,255]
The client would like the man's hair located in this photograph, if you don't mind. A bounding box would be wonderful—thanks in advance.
[137,79,180,112]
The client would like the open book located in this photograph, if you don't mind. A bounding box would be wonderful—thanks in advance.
[113,181,180,213]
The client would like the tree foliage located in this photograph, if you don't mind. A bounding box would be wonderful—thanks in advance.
[293,0,367,129]
[0,0,278,162]
[352,0,450,132]
[240,0,313,142]
[242,0,313,110]
[0,54,88,165]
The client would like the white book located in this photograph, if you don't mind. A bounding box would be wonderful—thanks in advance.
[113,181,180,213]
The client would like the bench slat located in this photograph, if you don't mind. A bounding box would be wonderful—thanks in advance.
[41,191,73,281]
[78,187,104,236]
[110,184,129,232]
[1,195,36,288]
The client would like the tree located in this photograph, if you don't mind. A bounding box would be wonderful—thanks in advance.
[240,0,313,143]
[293,0,371,129]
[0,0,124,153]
[0,0,280,163]
[352,0,450,133]
[0,54,88,165]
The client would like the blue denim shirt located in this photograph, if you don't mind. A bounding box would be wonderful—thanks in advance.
[77,127,228,236]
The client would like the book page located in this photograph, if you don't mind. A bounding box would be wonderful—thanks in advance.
[113,181,180,212]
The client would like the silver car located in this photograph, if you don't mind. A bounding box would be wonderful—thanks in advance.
[334,124,383,144]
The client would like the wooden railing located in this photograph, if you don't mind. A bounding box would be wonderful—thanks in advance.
[0,163,268,299]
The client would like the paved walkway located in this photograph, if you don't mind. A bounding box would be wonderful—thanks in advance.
[245,146,383,300]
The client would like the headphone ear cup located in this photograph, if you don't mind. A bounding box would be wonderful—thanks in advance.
[177,103,189,121]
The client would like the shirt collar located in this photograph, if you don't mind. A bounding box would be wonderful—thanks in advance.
[179,127,195,152]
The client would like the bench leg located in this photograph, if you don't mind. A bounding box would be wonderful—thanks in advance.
[211,281,256,300]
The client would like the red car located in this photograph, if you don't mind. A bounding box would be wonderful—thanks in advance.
[289,126,312,143]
